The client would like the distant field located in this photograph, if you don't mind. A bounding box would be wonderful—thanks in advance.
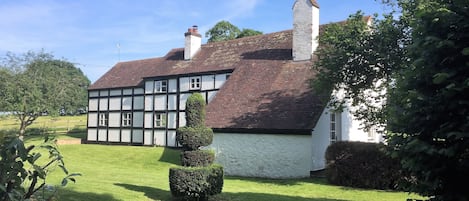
[0,114,87,135]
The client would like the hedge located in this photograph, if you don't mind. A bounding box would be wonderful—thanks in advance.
[325,141,405,190]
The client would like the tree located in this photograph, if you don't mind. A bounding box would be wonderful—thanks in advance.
[313,0,469,200]
[386,0,469,200]
[0,51,90,138]
[312,11,407,129]
[205,20,262,42]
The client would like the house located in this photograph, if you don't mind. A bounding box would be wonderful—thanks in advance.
[87,0,381,178]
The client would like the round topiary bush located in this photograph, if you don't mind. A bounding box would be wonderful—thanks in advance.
[169,165,224,201]
[182,150,215,167]
[176,126,213,151]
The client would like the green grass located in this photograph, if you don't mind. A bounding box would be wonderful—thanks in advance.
[1,115,425,201]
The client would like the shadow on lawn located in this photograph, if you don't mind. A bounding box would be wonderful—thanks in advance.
[226,175,329,186]
[115,183,347,201]
[158,147,182,165]
[58,188,119,201]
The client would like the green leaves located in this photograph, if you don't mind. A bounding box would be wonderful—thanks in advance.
[205,20,262,42]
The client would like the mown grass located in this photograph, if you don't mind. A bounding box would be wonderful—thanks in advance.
[1,115,425,201]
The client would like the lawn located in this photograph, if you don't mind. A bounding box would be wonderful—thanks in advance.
[2,115,424,201]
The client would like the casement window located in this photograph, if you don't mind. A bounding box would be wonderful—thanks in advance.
[122,112,132,127]
[98,112,109,127]
[367,126,377,142]
[155,80,167,93]
[189,76,201,90]
[154,113,166,128]
[330,112,341,143]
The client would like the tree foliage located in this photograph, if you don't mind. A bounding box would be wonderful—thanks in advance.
[314,0,469,200]
[0,134,80,200]
[205,20,262,42]
[0,50,90,137]
[313,11,407,129]
[386,0,469,200]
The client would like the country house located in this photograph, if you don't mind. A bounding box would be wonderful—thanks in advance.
[87,0,380,178]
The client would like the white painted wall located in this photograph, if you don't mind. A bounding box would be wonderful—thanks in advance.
[121,129,131,142]
[180,77,190,92]
[109,98,121,110]
[154,95,166,110]
[87,128,97,140]
[208,133,312,178]
[145,96,153,111]
[168,79,177,93]
[132,129,143,143]
[88,113,97,127]
[215,74,227,89]
[122,97,132,110]
[133,96,144,110]
[89,91,99,97]
[168,95,177,110]
[292,0,319,61]
[110,89,121,96]
[109,129,120,142]
[99,98,108,111]
[144,113,153,128]
[89,99,98,111]
[133,112,143,127]
[108,112,120,127]
[311,109,333,171]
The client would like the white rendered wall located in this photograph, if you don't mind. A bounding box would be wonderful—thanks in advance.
[311,108,333,171]
[292,0,319,61]
[208,133,312,178]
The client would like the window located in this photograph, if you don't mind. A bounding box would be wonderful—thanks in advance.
[155,80,167,93]
[98,113,108,126]
[367,126,377,142]
[189,77,201,90]
[330,113,337,143]
[226,73,232,80]
[122,112,132,127]
[154,113,166,128]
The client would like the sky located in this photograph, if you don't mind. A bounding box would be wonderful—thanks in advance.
[0,0,390,83]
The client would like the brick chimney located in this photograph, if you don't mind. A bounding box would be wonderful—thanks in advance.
[292,0,320,61]
[184,25,202,60]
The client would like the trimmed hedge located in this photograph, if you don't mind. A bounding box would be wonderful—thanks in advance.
[182,150,215,167]
[176,126,213,151]
[169,165,224,201]
[325,141,404,190]
[185,93,206,127]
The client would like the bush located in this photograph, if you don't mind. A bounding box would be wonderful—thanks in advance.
[169,165,224,201]
[325,141,404,190]
[185,93,206,127]
[176,126,213,151]
[182,150,215,167]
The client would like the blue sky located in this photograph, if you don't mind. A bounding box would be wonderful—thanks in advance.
[0,0,389,83]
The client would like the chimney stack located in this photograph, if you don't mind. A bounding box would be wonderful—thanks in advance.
[292,0,320,61]
[184,25,202,60]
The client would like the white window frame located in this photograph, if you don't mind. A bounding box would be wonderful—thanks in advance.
[330,113,337,143]
[367,126,377,142]
[155,80,167,93]
[189,76,201,90]
[122,112,132,127]
[154,113,166,128]
[99,112,108,127]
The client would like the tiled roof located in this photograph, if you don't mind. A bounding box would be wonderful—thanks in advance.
[89,28,328,132]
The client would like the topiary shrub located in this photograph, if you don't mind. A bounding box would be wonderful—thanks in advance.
[325,141,404,190]
[182,150,215,167]
[169,165,223,201]
[185,93,206,127]
[170,93,223,200]
[176,127,213,151]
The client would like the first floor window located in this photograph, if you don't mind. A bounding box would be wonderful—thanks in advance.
[155,80,167,93]
[189,76,201,90]
[122,112,132,127]
[155,113,166,128]
[99,112,108,126]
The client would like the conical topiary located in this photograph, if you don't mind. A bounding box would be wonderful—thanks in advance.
[169,93,223,201]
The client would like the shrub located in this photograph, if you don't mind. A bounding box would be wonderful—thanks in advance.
[325,141,404,190]
[176,126,213,151]
[182,150,215,167]
[169,165,224,201]
[185,93,206,127]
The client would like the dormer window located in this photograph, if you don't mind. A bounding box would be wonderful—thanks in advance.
[189,76,201,90]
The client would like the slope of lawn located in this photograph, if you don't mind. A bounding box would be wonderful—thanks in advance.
[1,115,425,201]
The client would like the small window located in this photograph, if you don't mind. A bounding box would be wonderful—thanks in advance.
[367,126,377,142]
[330,113,337,143]
[122,112,132,127]
[155,113,166,128]
[189,77,201,90]
[99,112,108,127]
[155,80,167,93]
[226,73,232,80]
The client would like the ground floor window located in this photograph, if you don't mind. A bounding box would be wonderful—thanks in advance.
[99,112,108,127]
[155,113,166,128]
[330,111,341,143]
[122,112,132,127]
